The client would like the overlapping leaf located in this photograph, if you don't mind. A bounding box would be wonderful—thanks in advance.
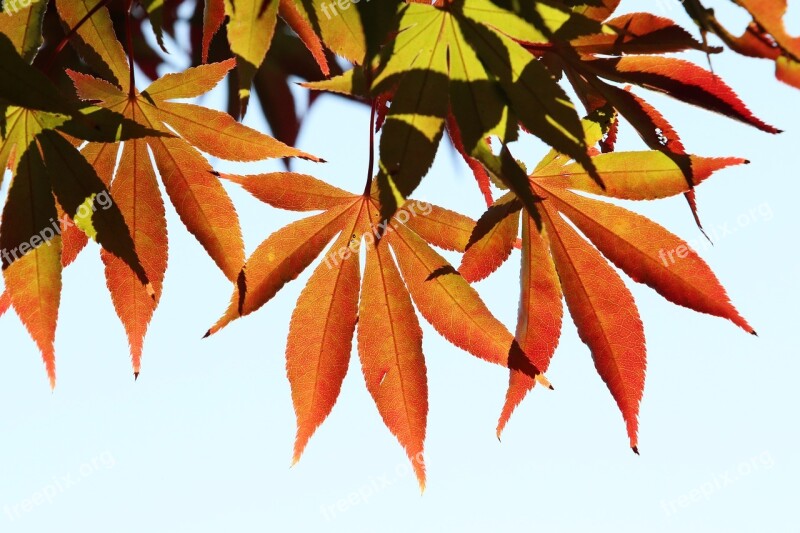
[0,28,162,386]
[61,54,316,376]
[222,0,365,115]
[681,0,800,89]
[205,172,551,486]
[566,0,621,22]
[506,8,781,228]
[735,0,800,89]
[2,4,311,381]
[0,0,786,480]
[308,0,606,219]
[0,0,47,62]
[298,1,782,234]
[56,0,132,91]
[461,116,753,449]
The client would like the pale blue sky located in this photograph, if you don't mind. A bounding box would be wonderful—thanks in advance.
[0,2,798,532]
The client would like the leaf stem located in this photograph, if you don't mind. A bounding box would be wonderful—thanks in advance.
[125,0,137,97]
[363,98,377,197]
[43,0,113,74]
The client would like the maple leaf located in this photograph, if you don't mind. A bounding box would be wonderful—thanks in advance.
[0,290,10,319]
[138,0,171,53]
[56,0,132,91]
[202,0,226,63]
[203,172,551,488]
[566,0,620,22]
[569,13,712,55]
[732,0,800,89]
[578,56,779,134]
[310,0,606,219]
[61,53,318,377]
[0,0,46,63]
[531,8,781,166]
[221,0,364,116]
[680,0,800,89]
[307,2,777,227]
[1,0,792,482]
[460,115,754,450]
[2,1,314,382]
[0,30,164,387]
[507,8,781,230]
[522,4,779,138]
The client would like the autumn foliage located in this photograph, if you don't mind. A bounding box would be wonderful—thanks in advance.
[0,0,796,486]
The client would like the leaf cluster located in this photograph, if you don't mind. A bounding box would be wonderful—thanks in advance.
[0,0,794,484]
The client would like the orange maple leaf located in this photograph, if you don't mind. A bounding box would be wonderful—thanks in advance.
[204,172,552,488]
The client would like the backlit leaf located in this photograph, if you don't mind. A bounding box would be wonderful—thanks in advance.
[359,220,427,489]
[540,200,645,451]
[56,0,130,90]
[288,213,363,462]
[224,0,281,115]
[102,138,168,377]
[0,143,62,388]
[497,213,562,437]
[0,0,47,62]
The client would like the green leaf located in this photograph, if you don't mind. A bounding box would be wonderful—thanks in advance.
[37,130,149,288]
[56,0,130,90]
[0,0,47,62]
[139,0,168,52]
[0,34,77,116]
[224,0,281,116]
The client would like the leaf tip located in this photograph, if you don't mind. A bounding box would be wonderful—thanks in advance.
[588,163,606,191]
[45,356,56,391]
[535,373,553,390]
[295,151,324,163]
[292,427,314,467]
